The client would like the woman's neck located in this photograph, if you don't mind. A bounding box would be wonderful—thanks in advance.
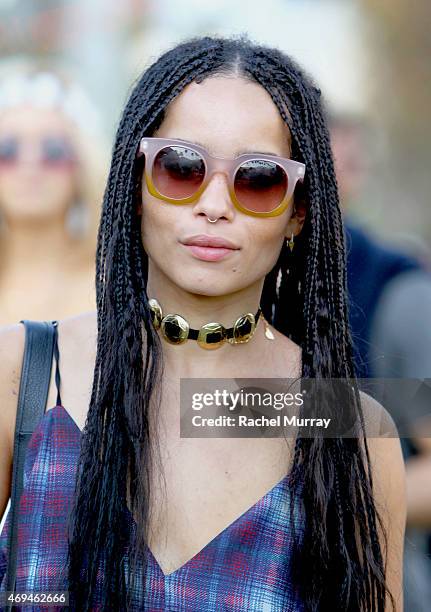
[146,274,270,375]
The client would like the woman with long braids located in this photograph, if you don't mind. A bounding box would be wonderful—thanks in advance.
[0,35,405,611]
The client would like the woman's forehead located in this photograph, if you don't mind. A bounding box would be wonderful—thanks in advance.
[153,75,292,158]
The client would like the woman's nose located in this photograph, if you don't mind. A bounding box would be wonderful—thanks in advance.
[192,172,235,221]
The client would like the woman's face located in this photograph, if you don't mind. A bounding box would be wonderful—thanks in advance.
[0,105,79,224]
[139,76,304,297]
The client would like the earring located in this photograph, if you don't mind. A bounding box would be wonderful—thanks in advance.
[287,232,295,252]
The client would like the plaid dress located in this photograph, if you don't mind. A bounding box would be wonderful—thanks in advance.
[1,398,304,610]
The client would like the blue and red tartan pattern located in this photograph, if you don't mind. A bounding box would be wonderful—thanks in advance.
[0,405,305,611]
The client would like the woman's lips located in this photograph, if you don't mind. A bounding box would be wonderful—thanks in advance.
[183,244,236,261]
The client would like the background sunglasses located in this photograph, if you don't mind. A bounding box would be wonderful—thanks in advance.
[0,135,76,169]
[137,137,306,217]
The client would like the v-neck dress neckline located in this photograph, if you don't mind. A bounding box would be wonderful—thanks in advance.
[0,404,305,610]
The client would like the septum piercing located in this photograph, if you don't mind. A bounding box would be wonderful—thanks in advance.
[207,217,218,223]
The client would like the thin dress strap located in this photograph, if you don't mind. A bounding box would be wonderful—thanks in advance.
[52,320,63,408]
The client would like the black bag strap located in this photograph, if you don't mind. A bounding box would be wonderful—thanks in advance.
[5,320,57,607]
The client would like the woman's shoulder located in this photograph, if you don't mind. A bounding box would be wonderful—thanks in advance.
[52,311,98,430]
[0,322,27,472]
[358,391,404,489]
[358,390,406,609]
[358,390,406,506]
[56,310,98,355]
[359,390,398,438]
[0,311,98,456]
[0,310,97,355]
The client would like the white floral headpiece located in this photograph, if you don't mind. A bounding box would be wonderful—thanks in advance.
[0,71,101,135]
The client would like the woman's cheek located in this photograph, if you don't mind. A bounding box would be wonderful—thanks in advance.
[250,231,284,273]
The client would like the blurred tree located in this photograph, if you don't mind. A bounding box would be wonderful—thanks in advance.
[362,0,431,238]
[0,0,152,136]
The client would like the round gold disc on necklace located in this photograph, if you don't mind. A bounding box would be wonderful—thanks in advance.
[231,312,256,344]
[148,298,163,329]
[160,314,189,344]
[197,322,226,350]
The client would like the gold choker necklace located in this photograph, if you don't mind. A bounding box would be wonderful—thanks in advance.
[148,297,262,350]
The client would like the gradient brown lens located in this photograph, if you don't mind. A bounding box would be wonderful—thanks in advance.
[152,145,205,199]
[234,160,288,212]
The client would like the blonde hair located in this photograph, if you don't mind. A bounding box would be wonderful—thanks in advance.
[0,57,109,268]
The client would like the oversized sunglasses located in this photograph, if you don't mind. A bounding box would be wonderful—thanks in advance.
[137,137,306,217]
[0,135,76,169]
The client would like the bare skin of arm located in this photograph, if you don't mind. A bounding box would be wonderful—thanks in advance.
[0,323,25,523]
[361,392,407,612]
[404,417,431,528]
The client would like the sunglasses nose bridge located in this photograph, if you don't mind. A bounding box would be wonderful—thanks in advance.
[205,156,234,186]
[193,156,236,219]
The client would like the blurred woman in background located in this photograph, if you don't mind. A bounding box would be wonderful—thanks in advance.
[0,63,107,324]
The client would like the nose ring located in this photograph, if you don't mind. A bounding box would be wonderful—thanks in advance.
[207,217,218,223]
